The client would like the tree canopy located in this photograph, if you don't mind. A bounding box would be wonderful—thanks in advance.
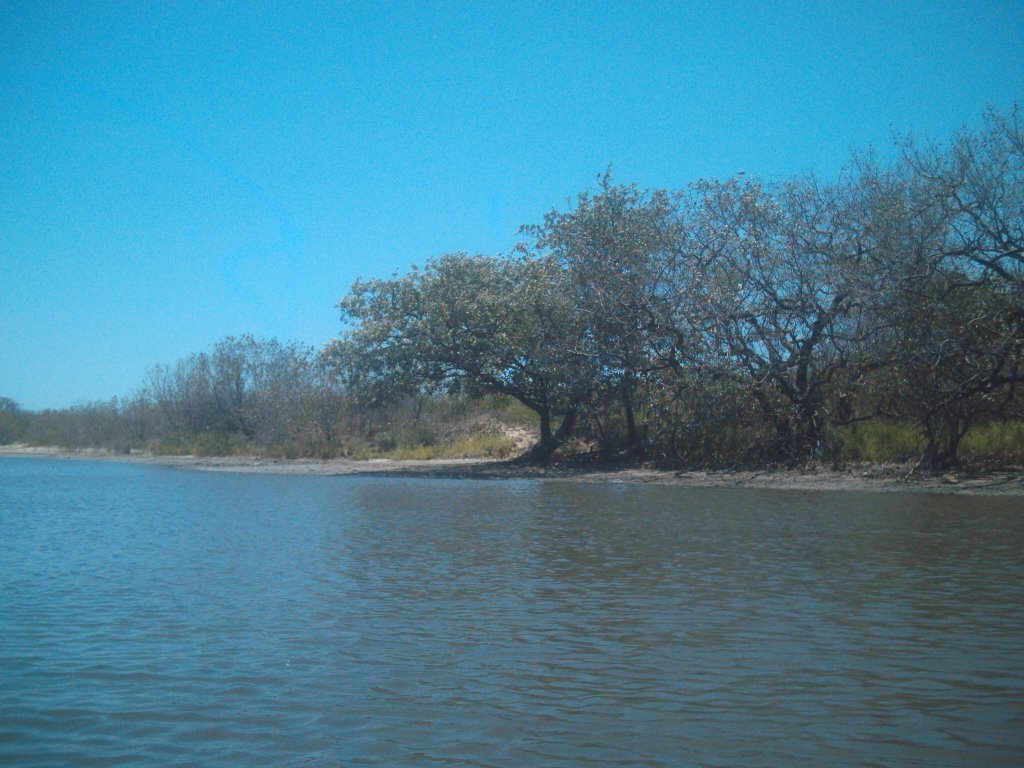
[329,253,594,461]
[332,108,1023,468]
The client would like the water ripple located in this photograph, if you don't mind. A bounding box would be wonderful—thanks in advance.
[1,460,1022,766]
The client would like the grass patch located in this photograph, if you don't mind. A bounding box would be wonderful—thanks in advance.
[375,434,517,460]
[833,419,1024,465]
[832,422,925,463]
[960,421,1024,463]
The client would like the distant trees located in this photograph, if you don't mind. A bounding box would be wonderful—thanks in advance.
[0,337,351,456]
[143,335,346,454]
[0,397,28,444]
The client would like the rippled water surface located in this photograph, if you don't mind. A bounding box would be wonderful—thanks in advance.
[1,457,1022,766]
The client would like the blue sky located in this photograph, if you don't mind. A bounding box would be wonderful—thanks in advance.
[2,0,1023,410]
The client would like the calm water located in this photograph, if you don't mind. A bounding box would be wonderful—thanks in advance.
[1,458,1022,767]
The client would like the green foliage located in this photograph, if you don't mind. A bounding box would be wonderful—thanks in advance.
[0,397,29,444]
[476,394,537,427]
[831,420,1024,465]
[960,421,1024,464]
[639,370,770,467]
[831,422,926,463]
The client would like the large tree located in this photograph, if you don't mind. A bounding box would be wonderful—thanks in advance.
[523,174,683,454]
[667,175,867,462]
[856,107,1024,468]
[331,252,594,463]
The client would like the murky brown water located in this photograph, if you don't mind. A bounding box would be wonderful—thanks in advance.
[1,457,1022,766]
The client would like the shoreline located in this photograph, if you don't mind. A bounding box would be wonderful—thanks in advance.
[3,444,1023,496]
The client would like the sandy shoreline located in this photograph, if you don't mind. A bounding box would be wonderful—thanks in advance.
[3,444,1023,496]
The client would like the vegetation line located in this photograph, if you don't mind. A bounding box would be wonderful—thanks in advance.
[2,107,1022,472]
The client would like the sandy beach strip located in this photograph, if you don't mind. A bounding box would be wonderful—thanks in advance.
[3,444,1022,496]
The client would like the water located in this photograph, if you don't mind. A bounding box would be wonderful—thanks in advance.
[1,457,1022,767]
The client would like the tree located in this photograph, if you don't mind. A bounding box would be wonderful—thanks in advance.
[857,107,1024,468]
[143,335,326,453]
[0,397,28,444]
[145,352,221,437]
[331,252,594,463]
[524,173,683,454]
[209,335,319,449]
[674,175,866,462]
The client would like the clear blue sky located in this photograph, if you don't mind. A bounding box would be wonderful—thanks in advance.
[2,0,1022,410]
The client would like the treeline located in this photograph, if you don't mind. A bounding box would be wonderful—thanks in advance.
[3,108,1022,470]
[1,338,347,456]
[0,338,522,459]
[332,107,1023,469]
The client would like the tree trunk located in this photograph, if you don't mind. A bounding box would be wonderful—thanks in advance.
[622,388,641,455]
[771,397,824,464]
[921,415,968,470]
[521,406,578,465]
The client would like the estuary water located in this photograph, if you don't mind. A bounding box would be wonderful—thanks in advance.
[1,457,1022,767]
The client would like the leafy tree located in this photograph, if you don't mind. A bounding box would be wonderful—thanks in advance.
[524,173,683,454]
[331,252,594,462]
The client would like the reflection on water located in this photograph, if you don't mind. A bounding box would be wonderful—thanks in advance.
[1,458,1022,766]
